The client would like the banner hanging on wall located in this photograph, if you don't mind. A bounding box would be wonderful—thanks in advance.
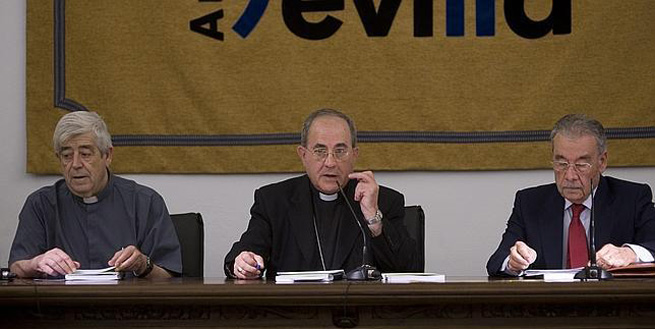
[27,0,655,174]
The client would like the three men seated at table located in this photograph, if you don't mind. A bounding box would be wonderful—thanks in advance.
[7,111,655,279]
[487,114,655,276]
[9,111,181,279]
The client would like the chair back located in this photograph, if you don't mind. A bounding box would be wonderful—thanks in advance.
[403,205,425,272]
[170,213,204,277]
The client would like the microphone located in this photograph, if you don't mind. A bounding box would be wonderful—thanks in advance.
[336,180,381,281]
[574,177,613,280]
[0,268,17,280]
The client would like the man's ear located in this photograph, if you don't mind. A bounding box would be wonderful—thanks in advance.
[105,146,114,166]
[297,145,305,160]
[598,150,608,173]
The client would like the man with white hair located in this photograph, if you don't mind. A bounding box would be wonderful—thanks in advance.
[9,111,182,278]
[487,114,655,276]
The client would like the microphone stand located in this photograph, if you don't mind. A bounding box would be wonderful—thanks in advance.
[574,177,613,281]
[0,268,17,281]
[337,181,381,281]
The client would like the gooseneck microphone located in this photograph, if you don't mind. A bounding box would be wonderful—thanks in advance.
[588,177,599,266]
[0,268,17,281]
[336,181,381,281]
[574,177,613,280]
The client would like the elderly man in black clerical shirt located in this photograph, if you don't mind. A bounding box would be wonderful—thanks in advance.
[9,111,181,279]
[224,108,420,279]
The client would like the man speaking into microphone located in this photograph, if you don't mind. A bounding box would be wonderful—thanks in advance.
[487,114,655,276]
[224,108,420,279]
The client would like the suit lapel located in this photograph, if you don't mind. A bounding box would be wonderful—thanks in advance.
[593,176,614,249]
[288,176,319,265]
[539,187,565,269]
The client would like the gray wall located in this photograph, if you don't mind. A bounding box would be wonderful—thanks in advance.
[2,1,654,277]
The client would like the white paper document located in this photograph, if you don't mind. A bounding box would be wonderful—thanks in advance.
[524,268,583,282]
[382,273,445,283]
[65,266,124,281]
[275,270,345,283]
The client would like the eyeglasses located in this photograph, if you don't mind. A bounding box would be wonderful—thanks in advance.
[308,147,350,162]
[551,160,593,173]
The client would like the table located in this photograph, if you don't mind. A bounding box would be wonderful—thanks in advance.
[2,277,655,328]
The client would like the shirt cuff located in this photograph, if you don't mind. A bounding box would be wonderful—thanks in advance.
[501,255,524,276]
[623,244,655,262]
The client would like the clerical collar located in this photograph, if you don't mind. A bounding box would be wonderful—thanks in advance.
[83,196,99,204]
[70,169,113,205]
[319,192,338,202]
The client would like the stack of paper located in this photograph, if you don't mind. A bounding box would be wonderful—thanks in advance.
[381,273,445,283]
[275,270,345,283]
[524,268,582,282]
[65,266,124,281]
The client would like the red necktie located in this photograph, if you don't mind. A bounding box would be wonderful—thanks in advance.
[567,204,588,268]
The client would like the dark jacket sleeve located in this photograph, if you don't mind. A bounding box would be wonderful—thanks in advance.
[631,183,655,255]
[486,191,528,276]
[223,188,272,277]
[369,188,421,272]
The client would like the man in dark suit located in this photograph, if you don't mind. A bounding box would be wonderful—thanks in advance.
[224,109,420,279]
[487,114,655,276]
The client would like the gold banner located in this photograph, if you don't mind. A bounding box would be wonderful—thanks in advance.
[27,0,655,173]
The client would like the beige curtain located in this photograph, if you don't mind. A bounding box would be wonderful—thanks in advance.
[27,0,655,173]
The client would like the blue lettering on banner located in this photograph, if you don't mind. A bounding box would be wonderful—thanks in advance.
[190,0,571,41]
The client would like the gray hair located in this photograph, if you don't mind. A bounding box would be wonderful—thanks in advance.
[550,113,607,154]
[300,108,357,147]
[53,111,113,155]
